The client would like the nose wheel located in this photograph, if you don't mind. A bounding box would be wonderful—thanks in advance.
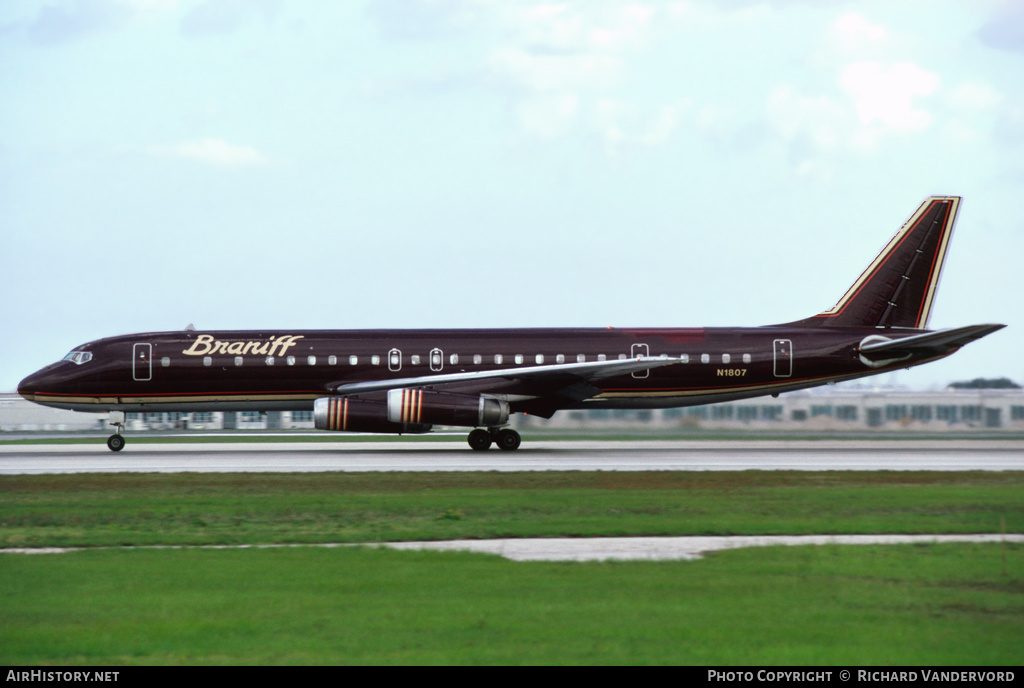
[467,428,521,451]
[107,433,125,452]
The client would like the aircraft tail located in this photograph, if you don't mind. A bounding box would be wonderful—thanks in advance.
[783,196,961,329]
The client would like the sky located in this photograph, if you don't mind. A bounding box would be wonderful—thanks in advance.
[2,0,1022,392]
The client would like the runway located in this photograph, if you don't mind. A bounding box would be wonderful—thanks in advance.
[2,438,1023,473]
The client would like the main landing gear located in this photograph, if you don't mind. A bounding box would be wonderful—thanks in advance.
[107,411,126,452]
[467,427,521,451]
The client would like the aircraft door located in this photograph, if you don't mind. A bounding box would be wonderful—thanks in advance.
[773,339,792,378]
[631,343,649,378]
[429,348,443,372]
[133,343,152,381]
[388,348,402,372]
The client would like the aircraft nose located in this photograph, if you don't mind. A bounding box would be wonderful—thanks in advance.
[18,363,60,402]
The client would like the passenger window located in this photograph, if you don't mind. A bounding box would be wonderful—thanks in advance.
[308,356,316,366]
[349,355,358,365]
[598,354,606,361]
[287,356,296,366]
[372,355,380,366]
[450,354,459,365]
[203,356,212,367]
[577,354,586,363]
[722,354,731,364]
[411,355,420,365]
[680,354,689,364]
[743,353,751,364]
[235,356,244,367]
[556,354,565,364]
[494,354,503,365]
[535,354,544,364]
[515,354,524,364]
[266,356,275,366]
[161,357,170,367]
[618,353,627,360]
[473,354,482,365]
[328,356,337,365]
[701,354,710,364]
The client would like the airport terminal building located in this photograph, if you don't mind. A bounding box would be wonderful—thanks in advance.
[3,386,1024,433]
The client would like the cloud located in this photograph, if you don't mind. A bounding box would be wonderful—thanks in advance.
[977,1,1024,54]
[511,2,656,53]
[829,12,887,53]
[21,0,181,45]
[839,61,939,132]
[592,97,695,150]
[180,0,281,37]
[766,84,847,179]
[480,3,666,143]
[767,84,843,147]
[945,80,1003,111]
[488,48,623,92]
[765,60,941,178]
[993,94,1024,147]
[25,0,132,44]
[364,0,482,41]
[146,138,267,166]
[516,94,581,138]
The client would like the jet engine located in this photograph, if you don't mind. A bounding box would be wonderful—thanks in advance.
[313,396,431,434]
[387,389,509,427]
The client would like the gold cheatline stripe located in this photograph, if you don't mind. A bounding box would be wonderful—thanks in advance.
[596,364,933,399]
[31,393,322,406]
[596,377,829,399]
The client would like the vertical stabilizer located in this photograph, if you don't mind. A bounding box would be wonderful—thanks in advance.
[784,196,960,329]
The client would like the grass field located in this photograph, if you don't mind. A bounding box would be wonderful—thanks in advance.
[2,469,1022,664]
[2,543,1021,665]
[2,471,1023,547]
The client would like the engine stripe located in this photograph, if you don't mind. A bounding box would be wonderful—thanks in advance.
[328,397,349,431]
[402,389,423,423]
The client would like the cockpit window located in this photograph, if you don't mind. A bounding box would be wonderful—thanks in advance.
[63,351,93,365]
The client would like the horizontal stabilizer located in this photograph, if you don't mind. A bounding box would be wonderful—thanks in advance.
[330,356,682,396]
[858,324,1005,360]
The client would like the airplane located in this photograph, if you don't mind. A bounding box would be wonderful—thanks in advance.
[18,195,1004,452]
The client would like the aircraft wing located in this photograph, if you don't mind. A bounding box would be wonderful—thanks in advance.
[858,324,1005,360]
[329,356,682,397]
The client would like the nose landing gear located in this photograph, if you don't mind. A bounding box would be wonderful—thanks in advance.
[467,427,521,451]
[107,411,126,452]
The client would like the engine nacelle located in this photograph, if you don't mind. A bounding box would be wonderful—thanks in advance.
[387,389,509,428]
[314,397,431,434]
